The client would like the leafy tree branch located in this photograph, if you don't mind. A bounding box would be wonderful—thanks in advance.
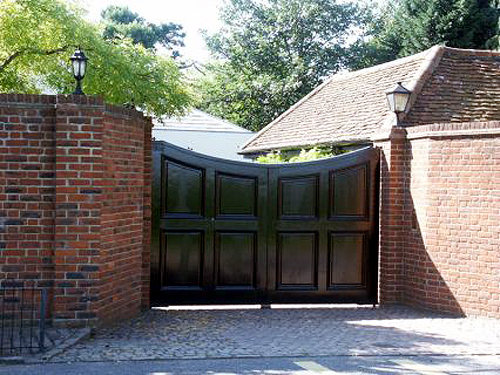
[0,46,69,73]
[196,0,371,131]
[0,0,192,118]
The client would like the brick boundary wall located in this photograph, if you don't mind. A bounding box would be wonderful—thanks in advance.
[0,94,152,327]
[376,122,500,318]
[2,93,499,321]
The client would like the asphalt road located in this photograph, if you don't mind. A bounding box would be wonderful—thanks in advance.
[2,355,500,375]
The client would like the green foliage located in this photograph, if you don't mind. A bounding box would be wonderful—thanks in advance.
[288,148,337,162]
[0,0,191,117]
[486,0,500,49]
[196,0,371,131]
[256,151,286,164]
[256,147,346,164]
[101,6,185,58]
[355,0,500,68]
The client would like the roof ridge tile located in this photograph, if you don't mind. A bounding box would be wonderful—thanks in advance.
[390,45,445,127]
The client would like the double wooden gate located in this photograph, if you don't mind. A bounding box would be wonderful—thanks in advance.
[151,142,379,305]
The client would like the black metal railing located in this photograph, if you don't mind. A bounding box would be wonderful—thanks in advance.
[0,285,47,356]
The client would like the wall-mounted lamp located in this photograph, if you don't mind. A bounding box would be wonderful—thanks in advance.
[386,82,411,125]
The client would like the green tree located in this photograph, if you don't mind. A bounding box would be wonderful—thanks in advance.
[486,0,500,49]
[355,0,500,68]
[196,0,370,131]
[0,0,191,117]
[101,6,185,58]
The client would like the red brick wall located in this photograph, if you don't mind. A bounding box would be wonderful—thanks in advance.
[377,122,500,318]
[98,106,152,323]
[53,96,104,324]
[375,128,406,304]
[0,95,57,292]
[0,94,152,326]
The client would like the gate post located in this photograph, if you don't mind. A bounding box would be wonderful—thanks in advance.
[375,126,408,305]
[142,118,152,310]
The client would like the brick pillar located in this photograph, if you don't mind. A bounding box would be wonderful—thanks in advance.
[1,94,152,326]
[376,127,408,304]
[53,95,105,326]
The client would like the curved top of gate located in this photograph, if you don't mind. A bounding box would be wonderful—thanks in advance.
[153,140,379,170]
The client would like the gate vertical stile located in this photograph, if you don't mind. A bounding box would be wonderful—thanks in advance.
[257,166,270,303]
[205,166,216,300]
[150,148,162,299]
[318,167,330,297]
[265,166,278,306]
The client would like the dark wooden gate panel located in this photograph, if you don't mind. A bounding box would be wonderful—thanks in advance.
[151,142,379,305]
[265,149,379,303]
[152,142,268,304]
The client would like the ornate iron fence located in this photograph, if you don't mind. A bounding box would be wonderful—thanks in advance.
[0,285,47,356]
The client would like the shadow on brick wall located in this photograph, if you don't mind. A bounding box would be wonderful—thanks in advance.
[402,140,465,316]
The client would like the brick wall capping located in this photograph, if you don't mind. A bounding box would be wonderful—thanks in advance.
[0,93,106,109]
[0,93,56,104]
[104,103,153,125]
[404,121,500,140]
[56,94,104,106]
[371,121,500,143]
[0,93,152,125]
[0,93,56,109]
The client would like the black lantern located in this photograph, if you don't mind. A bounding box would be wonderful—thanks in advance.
[386,82,411,125]
[70,48,88,95]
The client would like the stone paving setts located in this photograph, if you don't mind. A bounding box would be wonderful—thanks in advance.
[49,305,500,362]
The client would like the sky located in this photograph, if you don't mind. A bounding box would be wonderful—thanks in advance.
[80,0,386,63]
[81,0,224,63]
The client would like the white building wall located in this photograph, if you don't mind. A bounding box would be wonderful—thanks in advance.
[152,129,254,161]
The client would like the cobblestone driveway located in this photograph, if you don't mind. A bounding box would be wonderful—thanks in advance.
[49,305,500,362]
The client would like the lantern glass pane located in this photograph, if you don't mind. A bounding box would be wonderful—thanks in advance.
[72,60,81,78]
[386,94,395,112]
[394,92,408,113]
[79,60,86,77]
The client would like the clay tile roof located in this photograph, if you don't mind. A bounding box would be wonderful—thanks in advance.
[406,48,500,125]
[240,46,500,154]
